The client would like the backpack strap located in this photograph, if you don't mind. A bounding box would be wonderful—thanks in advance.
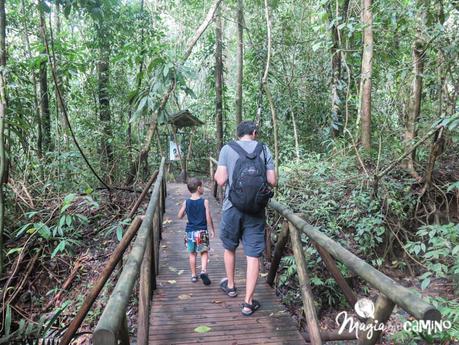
[228,140,249,158]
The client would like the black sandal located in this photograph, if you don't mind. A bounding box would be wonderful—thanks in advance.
[200,272,211,286]
[241,300,261,316]
[219,278,238,297]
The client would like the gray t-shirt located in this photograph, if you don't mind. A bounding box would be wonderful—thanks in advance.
[217,140,275,211]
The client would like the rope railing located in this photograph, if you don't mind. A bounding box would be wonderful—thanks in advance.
[208,157,440,345]
[93,157,166,345]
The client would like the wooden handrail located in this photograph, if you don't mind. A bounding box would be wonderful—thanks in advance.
[93,157,166,345]
[268,199,440,322]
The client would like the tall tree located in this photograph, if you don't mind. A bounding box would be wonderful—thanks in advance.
[215,8,224,153]
[97,16,113,183]
[404,0,427,177]
[262,0,279,177]
[235,0,244,127]
[360,0,373,150]
[0,0,6,277]
[39,3,52,153]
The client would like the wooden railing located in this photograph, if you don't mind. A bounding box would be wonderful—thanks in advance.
[93,157,166,345]
[208,157,440,345]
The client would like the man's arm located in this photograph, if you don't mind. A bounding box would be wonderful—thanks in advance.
[214,145,228,186]
[177,201,186,219]
[214,165,228,186]
[267,170,277,187]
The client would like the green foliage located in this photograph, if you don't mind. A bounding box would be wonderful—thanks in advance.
[405,223,459,290]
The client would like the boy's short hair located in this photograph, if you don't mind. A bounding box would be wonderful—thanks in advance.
[187,178,202,193]
[237,121,258,138]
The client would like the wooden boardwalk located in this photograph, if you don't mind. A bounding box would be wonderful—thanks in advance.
[148,183,305,345]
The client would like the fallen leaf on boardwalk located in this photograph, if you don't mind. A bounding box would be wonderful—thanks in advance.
[168,266,177,272]
[167,280,176,284]
[177,270,184,275]
[163,219,172,225]
[260,272,268,277]
[162,245,168,248]
[178,294,192,300]
[269,310,286,317]
[212,300,223,304]
[194,325,211,333]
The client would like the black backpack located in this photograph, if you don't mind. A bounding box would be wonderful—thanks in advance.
[228,141,274,214]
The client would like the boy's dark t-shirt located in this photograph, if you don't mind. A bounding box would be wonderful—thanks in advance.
[185,198,207,232]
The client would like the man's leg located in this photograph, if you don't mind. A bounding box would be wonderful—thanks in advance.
[244,255,259,306]
[224,249,236,288]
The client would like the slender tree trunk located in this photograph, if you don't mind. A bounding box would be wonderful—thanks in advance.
[125,0,223,185]
[39,7,52,153]
[98,33,113,183]
[215,8,224,153]
[235,0,244,128]
[360,0,373,151]
[329,1,341,137]
[21,0,41,157]
[53,3,68,136]
[262,0,279,177]
[0,0,6,277]
[404,1,426,177]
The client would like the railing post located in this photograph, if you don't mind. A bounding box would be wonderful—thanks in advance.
[312,240,357,307]
[266,221,289,286]
[289,222,322,345]
[137,216,153,345]
[153,206,160,274]
[357,294,395,345]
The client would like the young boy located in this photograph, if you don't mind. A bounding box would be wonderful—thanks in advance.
[178,178,215,285]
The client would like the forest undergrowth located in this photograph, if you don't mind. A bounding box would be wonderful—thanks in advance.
[1,184,145,344]
[269,147,459,344]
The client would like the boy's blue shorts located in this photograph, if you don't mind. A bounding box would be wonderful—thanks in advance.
[185,230,209,253]
[219,206,265,257]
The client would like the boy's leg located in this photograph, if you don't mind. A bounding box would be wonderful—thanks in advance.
[201,251,208,273]
[189,252,197,276]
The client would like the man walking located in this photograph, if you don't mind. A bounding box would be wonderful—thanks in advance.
[214,120,277,316]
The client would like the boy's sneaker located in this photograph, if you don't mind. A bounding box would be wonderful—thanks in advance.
[200,272,211,286]
[191,275,198,283]
[219,277,238,297]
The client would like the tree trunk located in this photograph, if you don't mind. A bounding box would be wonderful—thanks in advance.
[403,2,426,177]
[21,0,41,157]
[125,0,223,185]
[215,8,224,153]
[360,0,373,151]
[235,0,244,128]
[329,1,342,137]
[0,0,6,277]
[262,0,279,178]
[39,7,52,153]
[98,35,113,183]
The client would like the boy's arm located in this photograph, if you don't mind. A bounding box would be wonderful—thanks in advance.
[204,199,215,238]
[177,201,186,219]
